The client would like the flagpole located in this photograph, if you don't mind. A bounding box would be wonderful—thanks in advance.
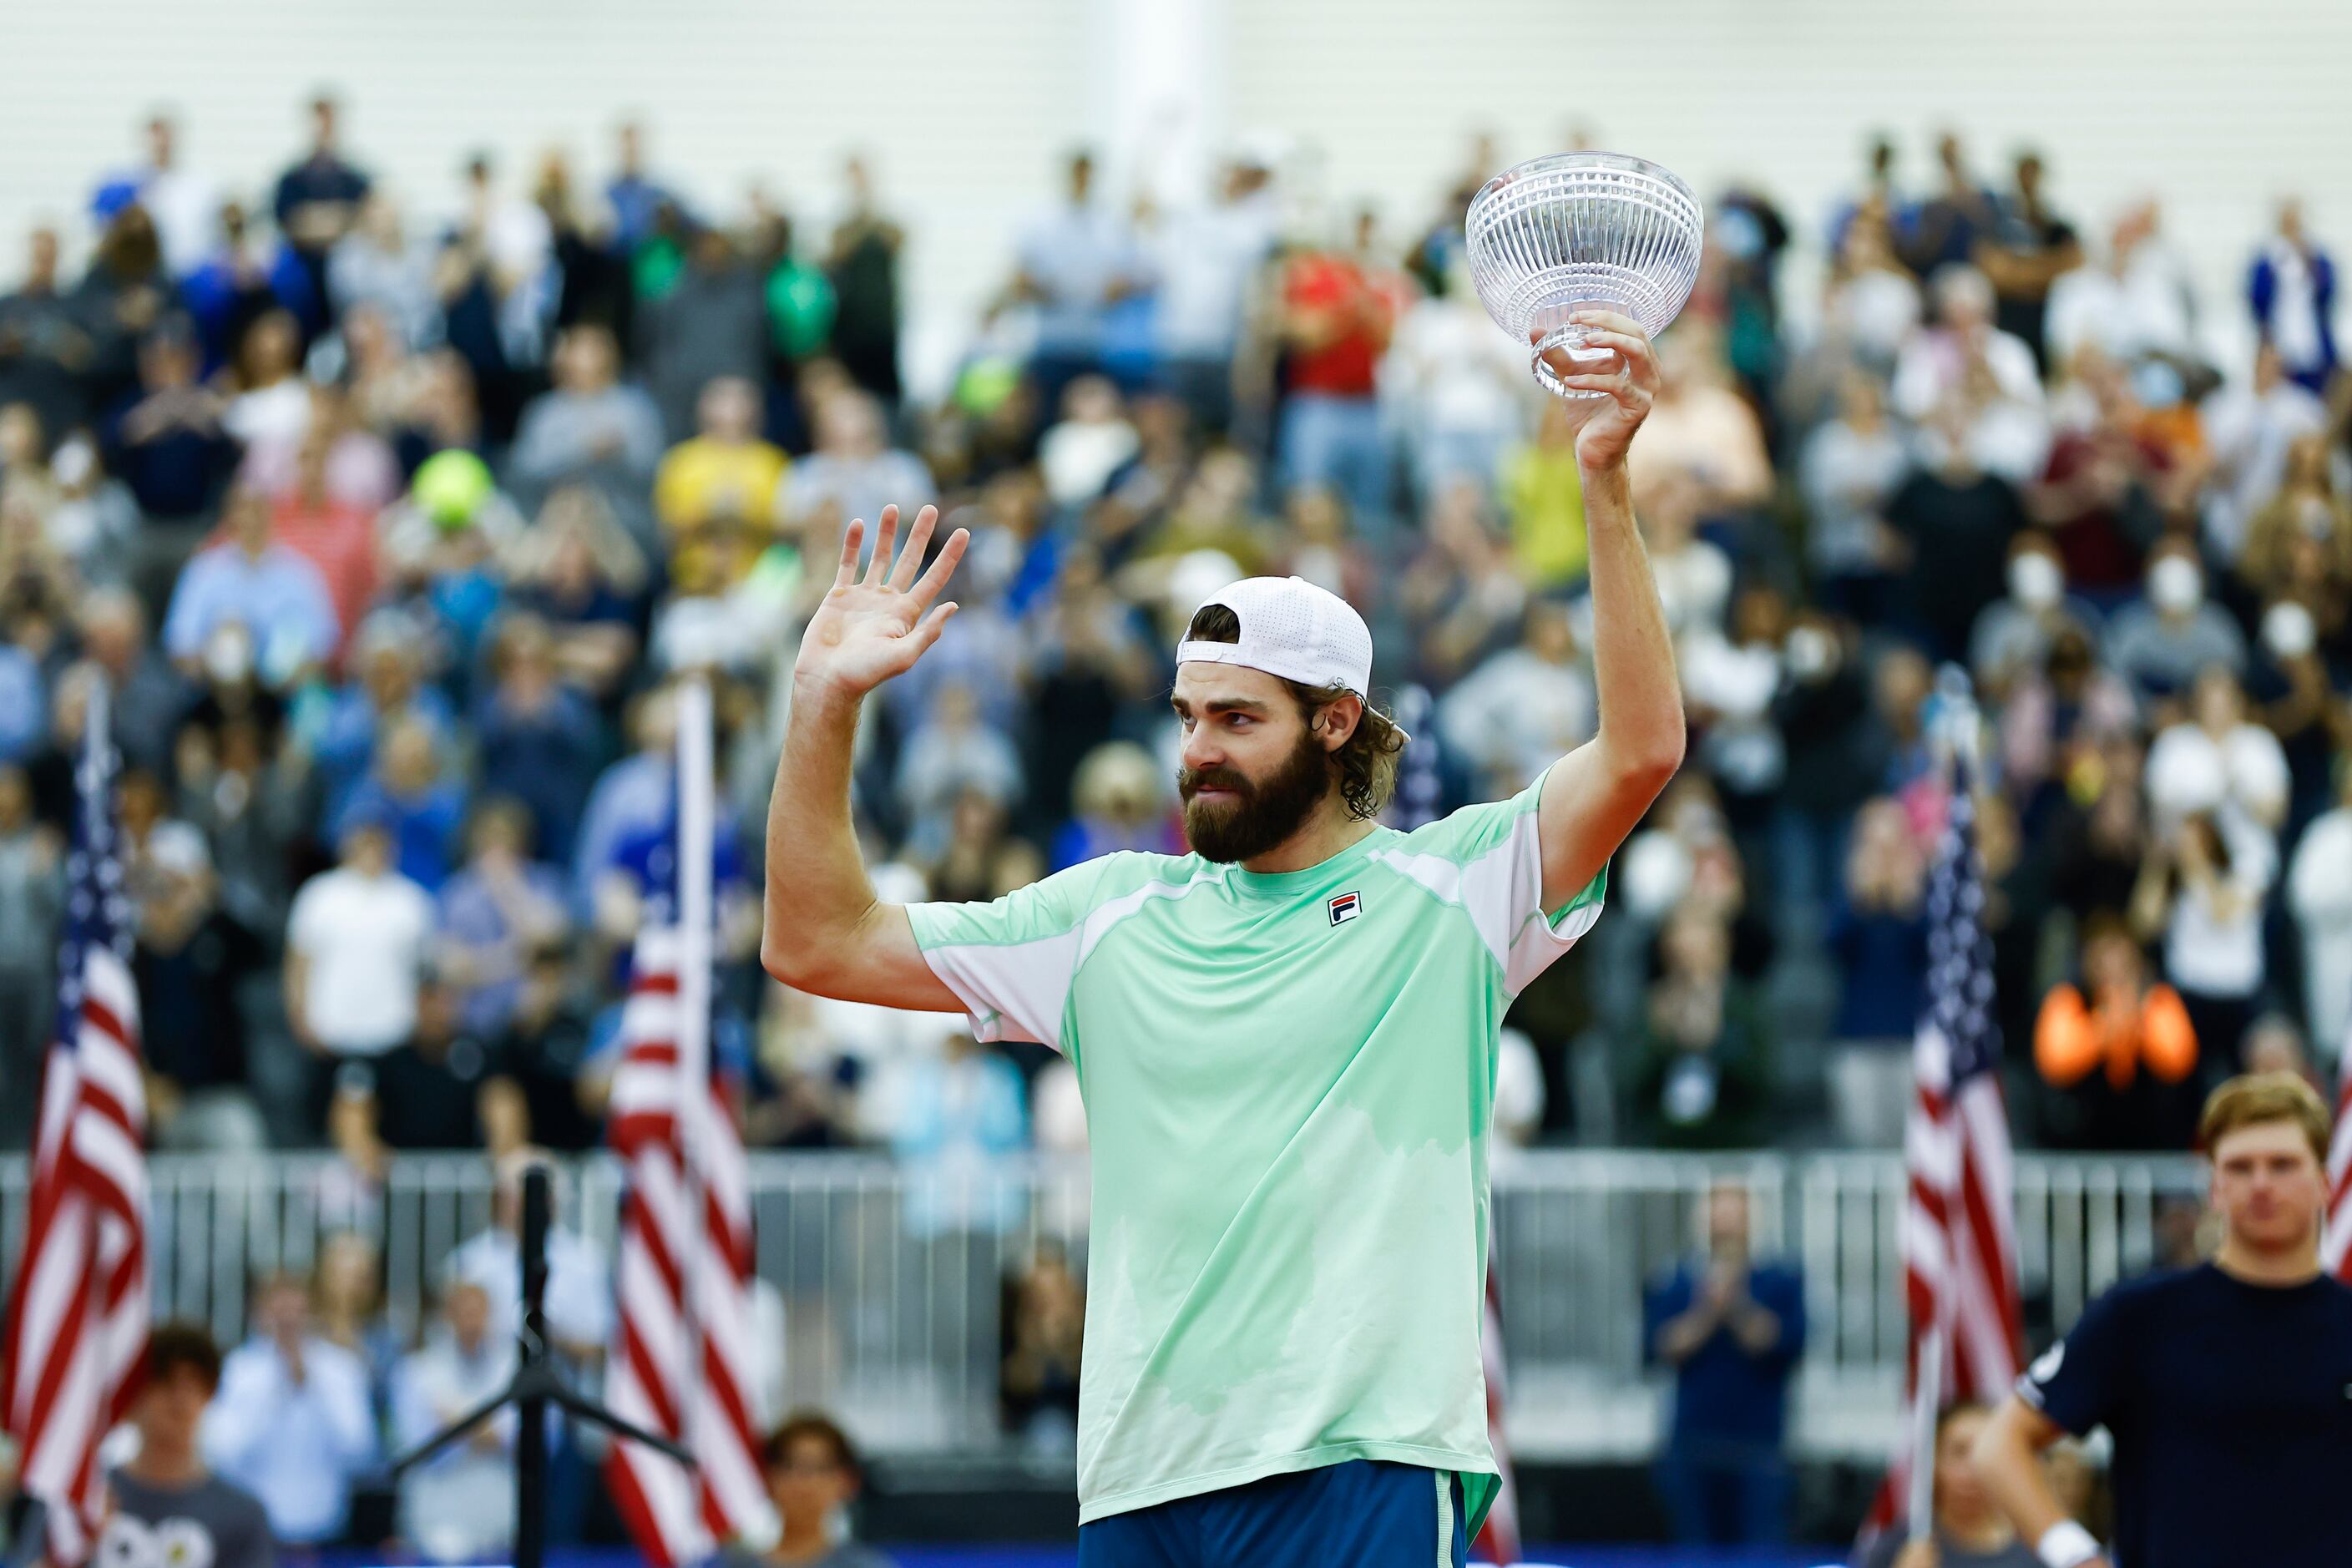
[675,675,716,1543]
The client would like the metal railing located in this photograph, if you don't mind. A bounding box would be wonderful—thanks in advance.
[0,1150,2202,1460]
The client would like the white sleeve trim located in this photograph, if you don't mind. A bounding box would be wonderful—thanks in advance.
[919,928,1085,1052]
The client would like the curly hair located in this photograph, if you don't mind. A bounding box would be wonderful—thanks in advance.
[1183,603,1409,821]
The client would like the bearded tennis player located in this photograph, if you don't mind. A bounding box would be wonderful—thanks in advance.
[761,311,1682,1565]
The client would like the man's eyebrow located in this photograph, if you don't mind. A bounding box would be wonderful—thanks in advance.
[1170,695,1272,715]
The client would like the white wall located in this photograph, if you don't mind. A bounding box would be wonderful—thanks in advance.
[3,0,2345,377]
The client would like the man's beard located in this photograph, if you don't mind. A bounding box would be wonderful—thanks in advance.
[1178,729,1333,864]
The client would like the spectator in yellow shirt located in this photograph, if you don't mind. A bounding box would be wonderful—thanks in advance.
[652,376,787,584]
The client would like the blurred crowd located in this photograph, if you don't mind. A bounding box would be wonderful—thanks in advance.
[0,95,2346,1188]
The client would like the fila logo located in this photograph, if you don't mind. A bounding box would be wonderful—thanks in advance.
[1328,891,1362,926]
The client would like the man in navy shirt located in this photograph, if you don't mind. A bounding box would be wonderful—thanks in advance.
[1643,1183,1807,1545]
[1975,1072,2352,1567]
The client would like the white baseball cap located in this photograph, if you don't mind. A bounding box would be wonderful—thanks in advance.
[1175,575,1409,739]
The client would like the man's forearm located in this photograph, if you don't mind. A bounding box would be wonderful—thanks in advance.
[1975,1397,2079,1552]
[760,677,883,984]
[1581,462,1685,778]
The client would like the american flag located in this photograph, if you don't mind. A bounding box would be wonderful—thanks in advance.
[0,681,149,1566]
[603,680,772,1565]
[2321,1014,2352,1282]
[1390,686,1520,1565]
[1873,751,2023,1539]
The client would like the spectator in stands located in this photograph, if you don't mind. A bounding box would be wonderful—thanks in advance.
[1970,533,2101,701]
[134,820,267,1151]
[2237,431,2352,611]
[1862,1401,2037,1568]
[1644,1184,1806,1547]
[1886,404,2031,664]
[438,796,570,1035]
[779,387,933,546]
[271,94,369,332]
[1628,326,1773,517]
[205,1269,378,1547]
[78,585,191,775]
[502,484,645,701]
[716,1414,896,1568]
[1900,132,1999,280]
[2045,203,2199,376]
[313,1227,401,1429]
[333,711,466,890]
[1001,1242,1085,1456]
[2142,665,2289,837]
[161,483,341,685]
[2247,198,2337,395]
[2129,811,2273,1065]
[1827,798,1930,1146]
[1273,219,1398,534]
[640,225,766,442]
[1007,149,1144,421]
[1892,265,2041,425]
[885,1026,1030,1236]
[49,1323,275,1568]
[2034,916,2198,1149]
[393,1279,517,1565]
[2102,538,2247,706]
[1798,370,1908,623]
[2202,345,2327,565]
[0,763,58,1150]
[2288,760,2352,1052]
[447,1148,611,1359]
[0,228,95,441]
[1634,905,1771,1149]
[373,968,503,1150]
[474,614,602,862]
[508,323,664,544]
[310,611,457,827]
[655,375,787,576]
[826,154,905,409]
[286,812,435,1128]
[1978,150,2081,372]
[105,321,240,609]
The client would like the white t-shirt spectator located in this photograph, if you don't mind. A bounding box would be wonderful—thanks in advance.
[1153,195,1279,360]
[2144,721,2291,835]
[288,864,434,1055]
[2045,250,2197,369]
[203,1335,377,1545]
[2165,858,2273,1002]
[1890,326,2042,422]
[2288,804,2352,1051]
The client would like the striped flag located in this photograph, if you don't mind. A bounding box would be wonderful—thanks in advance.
[1871,750,2023,1540]
[0,681,149,1566]
[2321,1014,2352,1282]
[604,680,773,1565]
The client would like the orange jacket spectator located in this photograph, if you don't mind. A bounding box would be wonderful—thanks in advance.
[2035,979,2198,1090]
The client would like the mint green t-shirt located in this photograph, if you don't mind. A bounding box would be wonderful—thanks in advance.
[904,766,1606,1529]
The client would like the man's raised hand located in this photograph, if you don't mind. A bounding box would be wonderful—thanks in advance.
[792,503,968,700]
[1534,308,1662,473]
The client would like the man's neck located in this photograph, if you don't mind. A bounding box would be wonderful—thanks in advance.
[2214,1236,2323,1287]
[124,1442,205,1490]
[1238,808,1377,876]
[768,1525,831,1565]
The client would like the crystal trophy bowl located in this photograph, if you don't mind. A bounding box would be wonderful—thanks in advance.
[1464,150,1704,397]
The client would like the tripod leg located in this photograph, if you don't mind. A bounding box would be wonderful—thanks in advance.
[549,1385,697,1467]
[387,1385,522,1478]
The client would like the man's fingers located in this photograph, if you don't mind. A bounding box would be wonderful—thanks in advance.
[1570,308,1643,337]
[862,503,900,586]
[887,504,939,593]
[907,528,970,614]
[911,600,959,653]
[833,518,866,589]
[1571,326,1659,386]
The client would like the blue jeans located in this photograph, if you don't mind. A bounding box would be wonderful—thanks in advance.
[1278,392,1393,533]
[1654,1441,1791,1546]
[1080,1459,1469,1568]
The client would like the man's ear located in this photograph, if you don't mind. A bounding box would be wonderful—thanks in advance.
[1314,693,1363,752]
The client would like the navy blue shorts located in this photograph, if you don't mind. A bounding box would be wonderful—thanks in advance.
[1077,1459,1469,1568]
